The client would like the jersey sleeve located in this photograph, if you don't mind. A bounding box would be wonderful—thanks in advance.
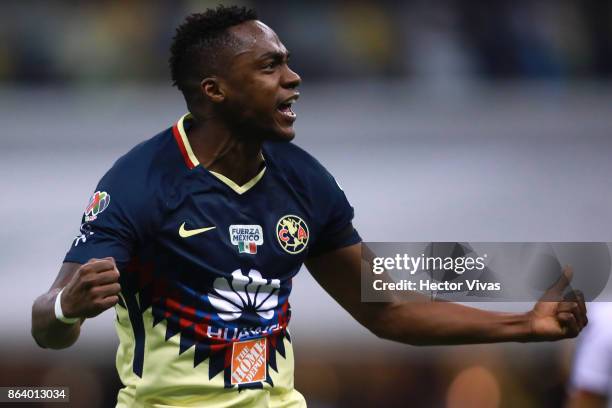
[64,160,152,270]
[309,170,361,257]
[570,307,612,396]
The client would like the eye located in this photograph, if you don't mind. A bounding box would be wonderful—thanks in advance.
[263,61,277,71]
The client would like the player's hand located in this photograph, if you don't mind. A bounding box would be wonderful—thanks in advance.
[528,266,588,341]
[61,257,121,319]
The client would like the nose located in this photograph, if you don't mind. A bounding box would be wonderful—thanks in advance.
[282,65,301,89]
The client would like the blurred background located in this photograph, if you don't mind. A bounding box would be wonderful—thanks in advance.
[1,0,611,407]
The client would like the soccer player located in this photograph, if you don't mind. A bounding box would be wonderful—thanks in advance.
[567,302,612,408]
[31,6,588,407]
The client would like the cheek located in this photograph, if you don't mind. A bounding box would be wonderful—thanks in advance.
[246,76,277,103]
[225,76,279,123]
[241,87,276,119]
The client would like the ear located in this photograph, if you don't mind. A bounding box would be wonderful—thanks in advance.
[200,77,225,103]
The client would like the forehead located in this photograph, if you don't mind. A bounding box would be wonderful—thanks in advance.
[227,20,287,60]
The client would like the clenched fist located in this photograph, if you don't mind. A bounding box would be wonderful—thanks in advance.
[528,266,588,341]
[61,257,121,319]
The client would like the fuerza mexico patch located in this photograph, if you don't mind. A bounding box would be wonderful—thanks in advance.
[229,225,263,254]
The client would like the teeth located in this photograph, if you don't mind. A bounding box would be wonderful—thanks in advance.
[277,95,298,118]
[281,96,298,106]
[279,108,295,117]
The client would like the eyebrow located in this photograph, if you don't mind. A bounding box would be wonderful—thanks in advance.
[258,50,290,62]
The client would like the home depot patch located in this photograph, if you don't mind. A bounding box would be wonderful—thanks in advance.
[231,338,267,385]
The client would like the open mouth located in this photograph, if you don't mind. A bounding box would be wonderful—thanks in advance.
[276,95,298,120]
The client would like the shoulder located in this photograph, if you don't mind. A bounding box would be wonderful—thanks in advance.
[106,128,177,180]
[95,127,180,212]
[574,302,612,360]
[587,303,612,339]
[101,126,188,188]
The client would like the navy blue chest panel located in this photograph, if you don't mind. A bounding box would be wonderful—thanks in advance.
[155,169,315,288]
[119,169,318,380]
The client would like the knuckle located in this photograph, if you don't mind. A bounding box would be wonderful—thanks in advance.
[81,277,94,289]
[84,260,99,268]
[78,265,92,275]
[102,271,119,283]
[561,312,576,324]
[93,298,107,309]
[104,297,119,308]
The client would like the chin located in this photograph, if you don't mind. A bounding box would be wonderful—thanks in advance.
[279,128,296,141]
[267,126,295,142]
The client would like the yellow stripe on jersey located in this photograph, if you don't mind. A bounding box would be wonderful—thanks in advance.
[209,168,266,195]
[177,112,267,194]
[176,113,200,168]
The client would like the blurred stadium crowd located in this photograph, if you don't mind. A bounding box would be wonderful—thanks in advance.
[0,0,610,85]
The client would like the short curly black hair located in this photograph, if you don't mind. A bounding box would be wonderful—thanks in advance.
[169,5,257,95]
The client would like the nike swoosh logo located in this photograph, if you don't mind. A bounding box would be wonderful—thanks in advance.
[179,222,216,238]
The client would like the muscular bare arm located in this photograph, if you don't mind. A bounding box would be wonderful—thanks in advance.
[31,258,121,349]
[305,243,588,345]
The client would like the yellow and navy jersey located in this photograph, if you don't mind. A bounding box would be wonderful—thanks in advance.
[64,113,361,407]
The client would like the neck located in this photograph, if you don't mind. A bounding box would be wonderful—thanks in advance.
[186,116,264,186]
